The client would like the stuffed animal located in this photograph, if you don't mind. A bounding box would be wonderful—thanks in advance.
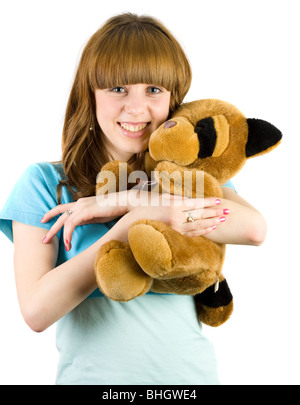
[94,99,282,327]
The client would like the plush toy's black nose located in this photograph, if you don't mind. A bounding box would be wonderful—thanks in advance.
[164,120,177,129]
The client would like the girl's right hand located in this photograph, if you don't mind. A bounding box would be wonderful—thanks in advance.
[40,189,151,247]
[41,192,129,249]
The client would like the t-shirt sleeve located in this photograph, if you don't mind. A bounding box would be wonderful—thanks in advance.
[0,163,62,242]
[221,179,237,193]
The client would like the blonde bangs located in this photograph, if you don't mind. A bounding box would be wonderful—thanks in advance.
[88,23,190,109]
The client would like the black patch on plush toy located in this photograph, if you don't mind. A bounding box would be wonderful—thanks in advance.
[195,279,233,308]
[195,117,217,158]
[246,118,282,157]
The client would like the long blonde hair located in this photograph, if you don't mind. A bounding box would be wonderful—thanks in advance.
[60,13,192,201]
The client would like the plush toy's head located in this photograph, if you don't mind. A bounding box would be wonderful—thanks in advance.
[147,99,282,185]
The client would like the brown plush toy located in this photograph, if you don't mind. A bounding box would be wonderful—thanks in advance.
[94,99,282,327]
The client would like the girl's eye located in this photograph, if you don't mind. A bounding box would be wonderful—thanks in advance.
[110,87,126,93]
[148,87,162,94]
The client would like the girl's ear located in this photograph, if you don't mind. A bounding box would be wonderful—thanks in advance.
[245,118,282,158]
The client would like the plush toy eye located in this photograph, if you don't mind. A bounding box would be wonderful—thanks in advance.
[194,117,217,158]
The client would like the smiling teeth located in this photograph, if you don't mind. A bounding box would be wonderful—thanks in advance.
[120,123,147,132]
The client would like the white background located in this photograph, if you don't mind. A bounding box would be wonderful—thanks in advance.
[0,0,299,385]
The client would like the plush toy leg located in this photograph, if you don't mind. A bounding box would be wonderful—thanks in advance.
[94,240,152,301]
[129,219,225,285]
[194,274,233,327]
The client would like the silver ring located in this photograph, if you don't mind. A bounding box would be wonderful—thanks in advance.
[186,212,195,222]
[66,209,73,216]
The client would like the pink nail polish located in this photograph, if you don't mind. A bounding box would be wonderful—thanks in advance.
[216,199,221,205]
[42,236,47,243]
[211,225,217,230]
[40,216,45,223]
[223,209,230,215]
[65,243,69,252]
[219,216,226,222]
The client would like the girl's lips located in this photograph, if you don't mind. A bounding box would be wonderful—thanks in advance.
[119,122,148,132]
[118,122,150,138]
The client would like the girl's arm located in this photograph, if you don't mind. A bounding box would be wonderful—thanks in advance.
[194,187,267,245]
[13,221,119,333]
[13,195,221,333]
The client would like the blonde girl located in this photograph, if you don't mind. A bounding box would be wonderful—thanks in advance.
[0,13,266,384]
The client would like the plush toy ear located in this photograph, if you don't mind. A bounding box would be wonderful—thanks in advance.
[246,118,282,158]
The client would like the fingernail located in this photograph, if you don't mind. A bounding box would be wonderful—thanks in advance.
[211,225,217,230]
[223,209,230,215]
[40,216,45,223]
[219,216,226,222]
[42,236,47,243]
[65,240,72,252]
[216,199,221,205]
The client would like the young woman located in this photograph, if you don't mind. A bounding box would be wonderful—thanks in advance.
[0,13,266,384]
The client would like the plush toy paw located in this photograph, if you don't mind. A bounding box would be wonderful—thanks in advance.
[95,240,152,301]
[129,219,224,284]
[194,276,233,327]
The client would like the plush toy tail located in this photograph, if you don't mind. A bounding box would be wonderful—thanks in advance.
[194,275,233,327]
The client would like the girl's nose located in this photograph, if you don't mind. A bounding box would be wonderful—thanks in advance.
[124,93,147,115]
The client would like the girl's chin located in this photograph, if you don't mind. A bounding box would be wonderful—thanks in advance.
[120,137,149,152]
[127,145,148,155]
[113,144,148,161]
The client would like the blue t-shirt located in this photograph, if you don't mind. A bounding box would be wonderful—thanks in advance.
[0,162,235,385]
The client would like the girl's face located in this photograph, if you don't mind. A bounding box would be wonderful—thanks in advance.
[95,83,171,161]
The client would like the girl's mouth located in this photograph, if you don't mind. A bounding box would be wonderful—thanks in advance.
[118,122,150,138]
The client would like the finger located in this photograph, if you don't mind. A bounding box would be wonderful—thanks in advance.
[63,220,78,251]
[40,203,75,223]
[42,214,67,243]
[182,215,226,231]
[63,210,93,250]
[193,207,230,220]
